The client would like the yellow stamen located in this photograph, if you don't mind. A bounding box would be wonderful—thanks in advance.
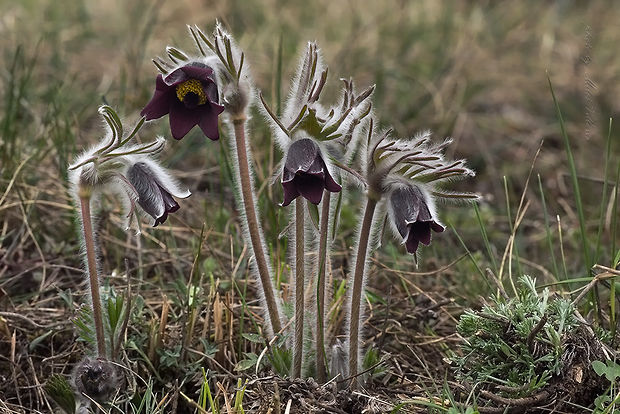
[175,79,207,105]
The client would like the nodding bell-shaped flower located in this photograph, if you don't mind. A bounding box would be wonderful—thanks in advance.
[127,160,191,227]
[388,184,444,256]
[141,62,225,140]
[281,138,341,206]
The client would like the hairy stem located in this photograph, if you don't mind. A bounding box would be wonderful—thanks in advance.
[316,191,331,382]
[348,196,378,389]
[79,193,107,357]
[232,119,282,334]
[292,197,305,378]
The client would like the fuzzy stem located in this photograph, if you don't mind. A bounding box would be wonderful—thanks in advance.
[79,193,107,358]
[232,118,282,334]
[292,197,305,378]
[315,191,331,382]
[347,196,378,389]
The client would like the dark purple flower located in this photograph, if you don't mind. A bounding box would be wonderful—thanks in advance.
[281,138,341,206]
[127,161,191,227]
[389,184,444,255]
[141,62,225,140]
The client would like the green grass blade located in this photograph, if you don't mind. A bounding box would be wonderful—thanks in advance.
[595,118,613,263]
[612,163,619,267]
[448,221,486,281]
[538,174,560,280]
[547,75,591,273]
[473,203,498,274]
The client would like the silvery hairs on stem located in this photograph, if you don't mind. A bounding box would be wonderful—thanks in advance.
[69,105,191,231]
[345,120,478,385]
[258,41,374,378]
[155,23,286,335]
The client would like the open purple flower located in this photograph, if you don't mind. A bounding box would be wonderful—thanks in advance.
[388,184,444,255]
[141,62,225,140]
[127,161,191,227]
[281,138,341,206]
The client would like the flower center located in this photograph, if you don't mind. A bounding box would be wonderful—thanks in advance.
[175,79,207,106]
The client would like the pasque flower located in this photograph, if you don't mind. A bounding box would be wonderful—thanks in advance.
[281,138,341,206]
[141,62,225,140]
[127,160,191,227]
[388,184,444,255]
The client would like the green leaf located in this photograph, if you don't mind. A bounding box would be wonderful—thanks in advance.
[294,108,323,138]
[166,46,189,62]
[592,360,620,383]
[236,359,256,371]
[29,330,53,351]
[236,353,259,372]
[594,393,611,410]
[44,374,76,414]
[364,289,386,305]
[241,333,264,344]
[331,190,343,241]
[306,201,320,231]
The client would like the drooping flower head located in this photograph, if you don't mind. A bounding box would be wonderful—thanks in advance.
[69,105,191,230]
[141,62,224,140]
[281,138,341,206]
[127,161,191,227]
[388,184,444,255]
[362,123,478,256]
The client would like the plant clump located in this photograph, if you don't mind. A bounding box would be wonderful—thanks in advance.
[454,275,608,410]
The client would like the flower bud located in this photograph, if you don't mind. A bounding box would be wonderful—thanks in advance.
[127,160,191,226]
[388,184,444,255]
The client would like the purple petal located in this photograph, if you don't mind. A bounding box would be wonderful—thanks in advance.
[154,211,169,227]
[127,163,165,223]
[284,138,320,174]
[405,235,420,255]
[204,81,221,105]
[323,167,342,193]
[163,64,215,86]
[198,105,224,141]
[410,222,432,246]
[180,65,215,81]
[163,67,189,86]
[169,101,202,139]
[281,181,300,206]
[295,174,325,205]
[431,222,445,233]
[160,186,180,213]
[390,187,421,239]
[140,74,173,120]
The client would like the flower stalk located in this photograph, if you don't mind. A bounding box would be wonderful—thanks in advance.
[347,195,378,388]
[78,188,107,358]
[292,197,305,378]
[232,118,282,334]
[315,190,331,382]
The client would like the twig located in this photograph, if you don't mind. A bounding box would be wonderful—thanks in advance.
[527,314,548,354]
[572,271,617,305]
[486,268,509,300]
[451,381,551,413]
